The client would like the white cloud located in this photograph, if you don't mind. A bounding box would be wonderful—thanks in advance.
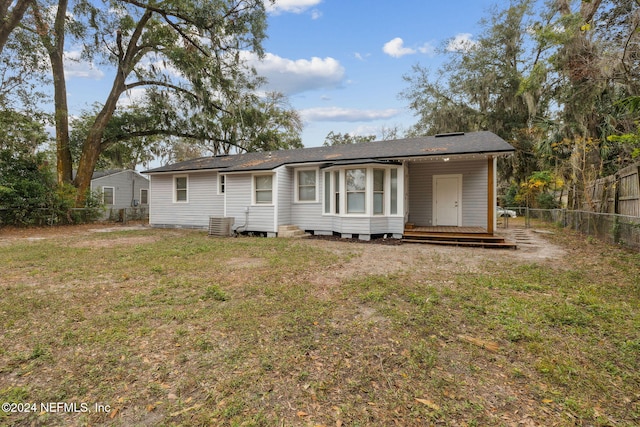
[310,9,322,19]
[383,37,416,58]
[266,0,322,14]
[300,107,400,122]
[354,52,371,61]
[64,51,104,79]
[418,42,436,56]
[242,52,345,95]
[446,33,477,52]
[117,87,147,108]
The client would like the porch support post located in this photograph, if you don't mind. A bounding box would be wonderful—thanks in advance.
[487,156,495,235]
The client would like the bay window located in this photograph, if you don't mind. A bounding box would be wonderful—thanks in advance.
[323,165,401,216]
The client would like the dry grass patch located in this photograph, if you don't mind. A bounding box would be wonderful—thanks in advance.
[0,225,639,426]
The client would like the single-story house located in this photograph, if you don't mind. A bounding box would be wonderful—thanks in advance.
[142,131,515,240]
[90,169,150,220]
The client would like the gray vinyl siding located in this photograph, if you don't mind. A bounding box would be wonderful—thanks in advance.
[277,166,293,226]
[149,171,222,228]
[289,165,404,235]
[225,173,276,233]
[288,166,332,232]
[407,159,487,227]
[320,216,404,236]
[91,170,149,219]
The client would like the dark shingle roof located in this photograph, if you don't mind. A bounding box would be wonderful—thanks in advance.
[91,169,125,179]
[142,131,514,174]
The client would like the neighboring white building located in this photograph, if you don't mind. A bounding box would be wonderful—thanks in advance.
[142,132,515,240]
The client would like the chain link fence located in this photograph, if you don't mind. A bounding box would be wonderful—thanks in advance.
[501,207,640,251]
[0,206,148,227]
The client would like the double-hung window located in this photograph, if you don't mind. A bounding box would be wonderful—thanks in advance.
[297,170,316,202]
[140,188,148,205]
[218,174,225,194]
[390,169,398,215]
[373,169,385,215]
[334,170,340,214]
[102,187,114,205]
[175,176,188,202]
[346,168,366,213]
[255,175,273,204]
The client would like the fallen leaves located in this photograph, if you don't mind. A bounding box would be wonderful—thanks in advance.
[415,398,440,411]
[457,334,500,352]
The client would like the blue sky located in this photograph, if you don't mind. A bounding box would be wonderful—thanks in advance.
[63,0,501,149]
[254,0,500,147]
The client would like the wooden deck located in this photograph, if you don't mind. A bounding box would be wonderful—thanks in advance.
[407,226,488,234]
[403,226,517,249]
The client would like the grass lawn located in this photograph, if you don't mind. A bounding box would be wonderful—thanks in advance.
[0,225,639,426]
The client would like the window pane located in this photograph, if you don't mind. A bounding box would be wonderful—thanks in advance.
[324,172,330,213]
[374,169,384,191]
[299,186,316,201]
[390,169,398,215]
[346,169,366,191]
[334,171,340,214]
[347,192,365,213]
[299,170,315,186]
[374,193,384,214]
[103,188,114,205]
[176,177,187,190]
[255,175,272,190]
[298,170,316,201]
[141,189,148,204]
[176,189,187,202]
[256,190,272,203]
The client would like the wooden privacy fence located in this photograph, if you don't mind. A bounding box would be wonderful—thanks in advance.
[585,163,640,216]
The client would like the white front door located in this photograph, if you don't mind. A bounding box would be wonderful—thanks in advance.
[433,175,462,226]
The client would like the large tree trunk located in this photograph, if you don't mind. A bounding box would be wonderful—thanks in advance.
[33,0,73,185]
[52,57,73,185]
[73,9,152,206]
[73,75,127,206]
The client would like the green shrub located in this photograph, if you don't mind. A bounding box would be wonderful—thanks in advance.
[0,150,102,226]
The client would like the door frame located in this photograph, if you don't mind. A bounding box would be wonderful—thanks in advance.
[432,174,462,226]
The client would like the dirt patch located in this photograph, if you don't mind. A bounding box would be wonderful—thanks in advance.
[226,257,266,269]
[303,226,569,287]
[72,235,160,248]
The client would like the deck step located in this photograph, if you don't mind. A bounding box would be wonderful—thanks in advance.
[403,232,504,242]
[403,238,517,249]
[403,229,517,249]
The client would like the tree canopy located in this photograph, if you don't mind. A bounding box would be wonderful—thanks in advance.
[1,0,304,205]
[401,0,640,208]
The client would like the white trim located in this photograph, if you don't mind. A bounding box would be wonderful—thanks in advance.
[174,175,189,203]
[102,186,115,205]
[321,165,404,218]
[294,167,318,203]
[432,174,463,226]
[140,188,149,205]
[217,173,225,195]
[252,173,274,206]
[372,168,385,215]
